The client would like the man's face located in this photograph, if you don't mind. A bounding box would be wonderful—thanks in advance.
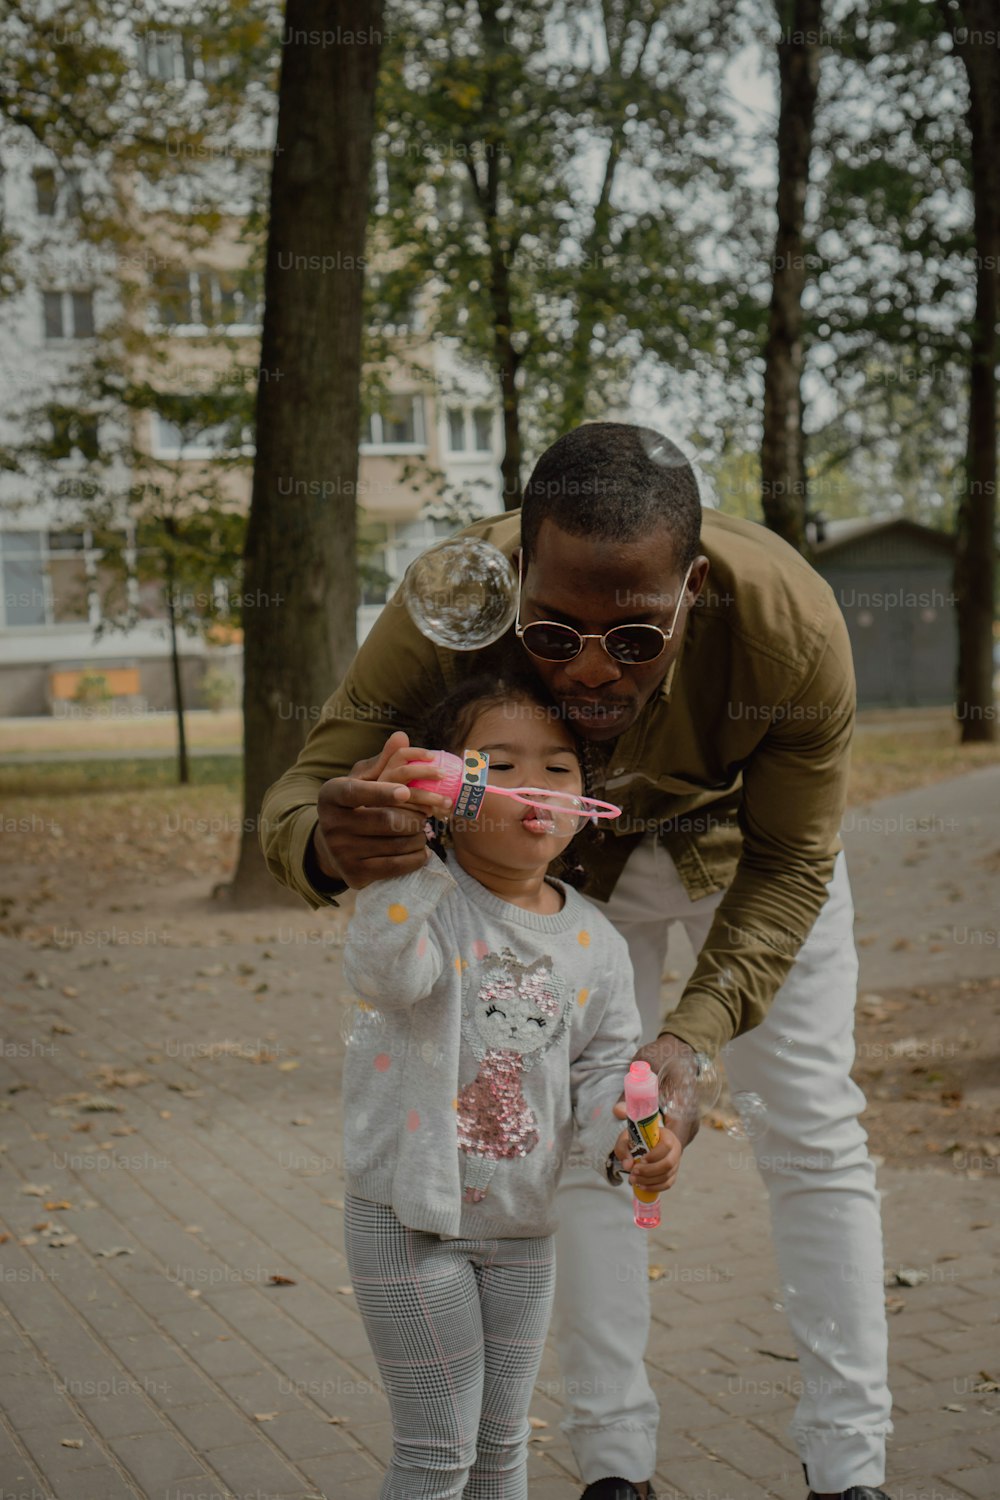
[514,519,709,741]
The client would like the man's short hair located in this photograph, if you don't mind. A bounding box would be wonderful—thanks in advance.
[521,422,702,569]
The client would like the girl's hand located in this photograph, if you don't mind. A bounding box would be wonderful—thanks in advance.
[377,744,453,819]
[612,1104,683,1193]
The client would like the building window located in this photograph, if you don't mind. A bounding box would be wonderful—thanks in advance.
[391,517,457,580]
[152,411,249,460]
[33,166,82,217]
[150,267,261,332]
[447,409,466,452]
[445,406,495,455]
[1,531,47,627]
[43,289,95,340]
[34,168,58,216]
[50,410,100,462]
[361,394,426,450]
[355,517,457,608]
[0,528,163,629]
[135,29,225,82]
[47,530,91,624]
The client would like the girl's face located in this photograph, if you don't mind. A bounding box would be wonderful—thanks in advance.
[446,700,584,873]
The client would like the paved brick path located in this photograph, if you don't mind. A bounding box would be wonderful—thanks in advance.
[0,768,998,1500]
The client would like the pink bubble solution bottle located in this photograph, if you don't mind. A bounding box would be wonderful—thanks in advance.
[624,1060,662,1229]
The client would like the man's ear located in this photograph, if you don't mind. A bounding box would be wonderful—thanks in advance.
[688,554,710,601]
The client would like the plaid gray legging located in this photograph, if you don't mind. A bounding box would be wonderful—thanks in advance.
[344,1194,557,1499]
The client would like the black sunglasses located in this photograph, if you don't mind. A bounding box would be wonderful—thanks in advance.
[515,557,694,664]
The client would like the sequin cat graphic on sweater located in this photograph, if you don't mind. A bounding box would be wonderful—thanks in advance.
[456,947,572,1203]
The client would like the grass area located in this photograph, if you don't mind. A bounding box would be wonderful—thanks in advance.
[0,755,241,796]
[847,727,1000,806]
[0,709,241,755]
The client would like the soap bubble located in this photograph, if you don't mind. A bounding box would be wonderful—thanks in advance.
[805,1316,841,1359]
[340,1000,386,1048]
[640,431,694,470]
[658,1050,722,1125]
[774,1035,796,1058]
[726,1091,769,1141]
[403,537,518,650]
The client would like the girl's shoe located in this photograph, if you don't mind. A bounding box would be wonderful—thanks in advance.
[579,1482,658,1500]
[807,1489,891,1499]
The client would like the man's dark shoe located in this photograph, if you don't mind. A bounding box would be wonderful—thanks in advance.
[807,1489,891,1499]
[580,1482,658,1500]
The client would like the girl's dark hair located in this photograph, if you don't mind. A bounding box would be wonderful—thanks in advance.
[415,669,592,889]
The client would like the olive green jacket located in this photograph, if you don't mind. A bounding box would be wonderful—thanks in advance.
[260,507,855,1058]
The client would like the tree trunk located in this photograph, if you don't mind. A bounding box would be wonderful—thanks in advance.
[164,547,190,787]
[491,242,523,511]
[760,0,823,552]
[472,0,523,509]
[942,1,999,744]
[227,0,384,904]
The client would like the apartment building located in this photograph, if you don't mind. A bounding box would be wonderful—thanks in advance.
[0,28,503,716]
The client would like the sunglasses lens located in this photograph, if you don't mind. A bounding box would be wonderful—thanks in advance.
[605,626,667,664]
[521,623,581,661]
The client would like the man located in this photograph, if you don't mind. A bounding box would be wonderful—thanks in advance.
[261,424,892,1500]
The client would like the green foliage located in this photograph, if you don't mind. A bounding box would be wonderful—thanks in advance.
[370,0,757,463]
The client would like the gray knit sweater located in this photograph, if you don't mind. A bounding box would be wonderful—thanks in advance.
[341,854,642,1239]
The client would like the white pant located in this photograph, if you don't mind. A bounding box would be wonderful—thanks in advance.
[553,836,892,1493]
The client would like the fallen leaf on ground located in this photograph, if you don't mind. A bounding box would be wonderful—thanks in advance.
[268,1273,296,1286]
[44,1200,73,1211]
[253,1412,277,1422]
[885,1295,906,1314]
[892,1268,928,1287]
[20,1183,51,1196]
[754,1348,798,1362]
[648,1265,665,1281]
[95,1065,151,1089]
[95,1246,134,1257]
[47,1234,78,1247]
[336,1285,354,1295]
[60,1438,83,1448]
[528,1417,548,1429]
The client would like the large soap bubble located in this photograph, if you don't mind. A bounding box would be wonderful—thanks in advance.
[403,537,518,650]
[658,1050,722,1126]
[726,1091,769,1141]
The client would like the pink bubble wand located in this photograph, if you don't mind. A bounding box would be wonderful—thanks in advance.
[407,748,622,824]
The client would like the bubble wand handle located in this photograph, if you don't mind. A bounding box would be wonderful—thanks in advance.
[624,1060,662,1230]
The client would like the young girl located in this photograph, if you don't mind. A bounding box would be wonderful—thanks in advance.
[340,673,680,1500]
